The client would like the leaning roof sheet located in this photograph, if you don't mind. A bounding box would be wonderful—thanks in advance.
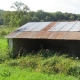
[5,21,80,40]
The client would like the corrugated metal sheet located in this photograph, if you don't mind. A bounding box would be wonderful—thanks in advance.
[24,22,42,31]
[49,22,67,31]
[5,21,80,40]
[60,21,77,31]
[32,22,57,38]
[51,32,68,39]
[17,22,34,31]
[32,31,47,38]
[41,32,56,39]
[32,22,51,31]
[18,22,51,31]
[42,22,57,31]
[63,32,79,40]
[5,31,18,38]
[16,22,55,38]
[69,21,80,31]
[15,31,37,38]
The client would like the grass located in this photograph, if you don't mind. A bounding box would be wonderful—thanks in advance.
[0,25,17,63]
[6,53,80,78]
[0,26,80,80]
[0,64,78,80]
[0,38,8,51]
[0,38,9,63]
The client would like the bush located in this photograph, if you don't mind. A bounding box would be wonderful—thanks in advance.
[68,66,80,77]
[6,50,80,77]
[19,57,38,69]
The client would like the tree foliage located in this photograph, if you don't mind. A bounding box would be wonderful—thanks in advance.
[1,1,80,27]
[2,1,30,27]
[11,1,30,12]
[0,9,4,25]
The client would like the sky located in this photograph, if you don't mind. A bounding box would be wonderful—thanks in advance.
[0,0,80,14]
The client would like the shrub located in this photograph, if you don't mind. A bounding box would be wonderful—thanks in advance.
[68,65,80,77]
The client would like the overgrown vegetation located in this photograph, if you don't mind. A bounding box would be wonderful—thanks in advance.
[0,41,80,80]
[1,1,80,79]
[0,5,80,80]
[0,25,17,38]
[0,23,80,80]
[0,64,78,80]
[5,50,80,78]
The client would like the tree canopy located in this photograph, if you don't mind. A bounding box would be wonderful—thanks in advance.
[1,1,80,27]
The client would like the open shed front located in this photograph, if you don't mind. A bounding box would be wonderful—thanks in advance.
[9,38,80,57]
[6,21,80,57]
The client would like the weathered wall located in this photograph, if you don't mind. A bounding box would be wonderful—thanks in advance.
[46,40,80,55]
[12,39,80,57]
[8,38,13,50]
[13,39,46,57]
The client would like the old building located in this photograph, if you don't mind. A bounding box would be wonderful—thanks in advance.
[5,21,80,56]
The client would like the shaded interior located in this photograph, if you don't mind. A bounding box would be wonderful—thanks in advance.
[13,39,80,57]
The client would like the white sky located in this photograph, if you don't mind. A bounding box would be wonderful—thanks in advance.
[0,0,80,14]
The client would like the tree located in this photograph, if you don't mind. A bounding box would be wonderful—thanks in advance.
[0,10,4,25]
[11,1,30,12]
[0,18,4,25]
[70,15,75,20]
[10,1,30,27]
[54,11,64,21]
[2,11,11,26]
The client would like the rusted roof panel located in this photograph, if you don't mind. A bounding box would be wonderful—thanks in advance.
[24,32,37,38]
[15,31,30,38]
[60,21,77,31]
[51,32,68,39]
[42,22,57,31]
[5,21,80,40]
[32,31,46,39]
[41,32,56,39]
[5,31,21,38]
[15,31,38,38]
[77,33,80,40]
[32,22,57,38]
[63,32,77,40]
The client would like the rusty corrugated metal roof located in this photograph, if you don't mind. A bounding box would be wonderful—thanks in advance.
[5,21,80,40]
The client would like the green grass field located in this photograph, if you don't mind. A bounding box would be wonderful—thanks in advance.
[0,26,80,80]
[0,38,8,51]
[0,64,78,80]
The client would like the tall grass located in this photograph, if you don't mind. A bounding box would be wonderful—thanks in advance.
[0,26,80,79]
[6,51,80,78]
[0,25,17,63]
[0,38,9,63]
[0,64,78,80]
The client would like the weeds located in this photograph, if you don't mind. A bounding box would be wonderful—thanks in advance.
[5,50,80,79]
[0,26,80,79]
[0,39,10,63]
[0,64,78,80]
[0,26,17,63]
